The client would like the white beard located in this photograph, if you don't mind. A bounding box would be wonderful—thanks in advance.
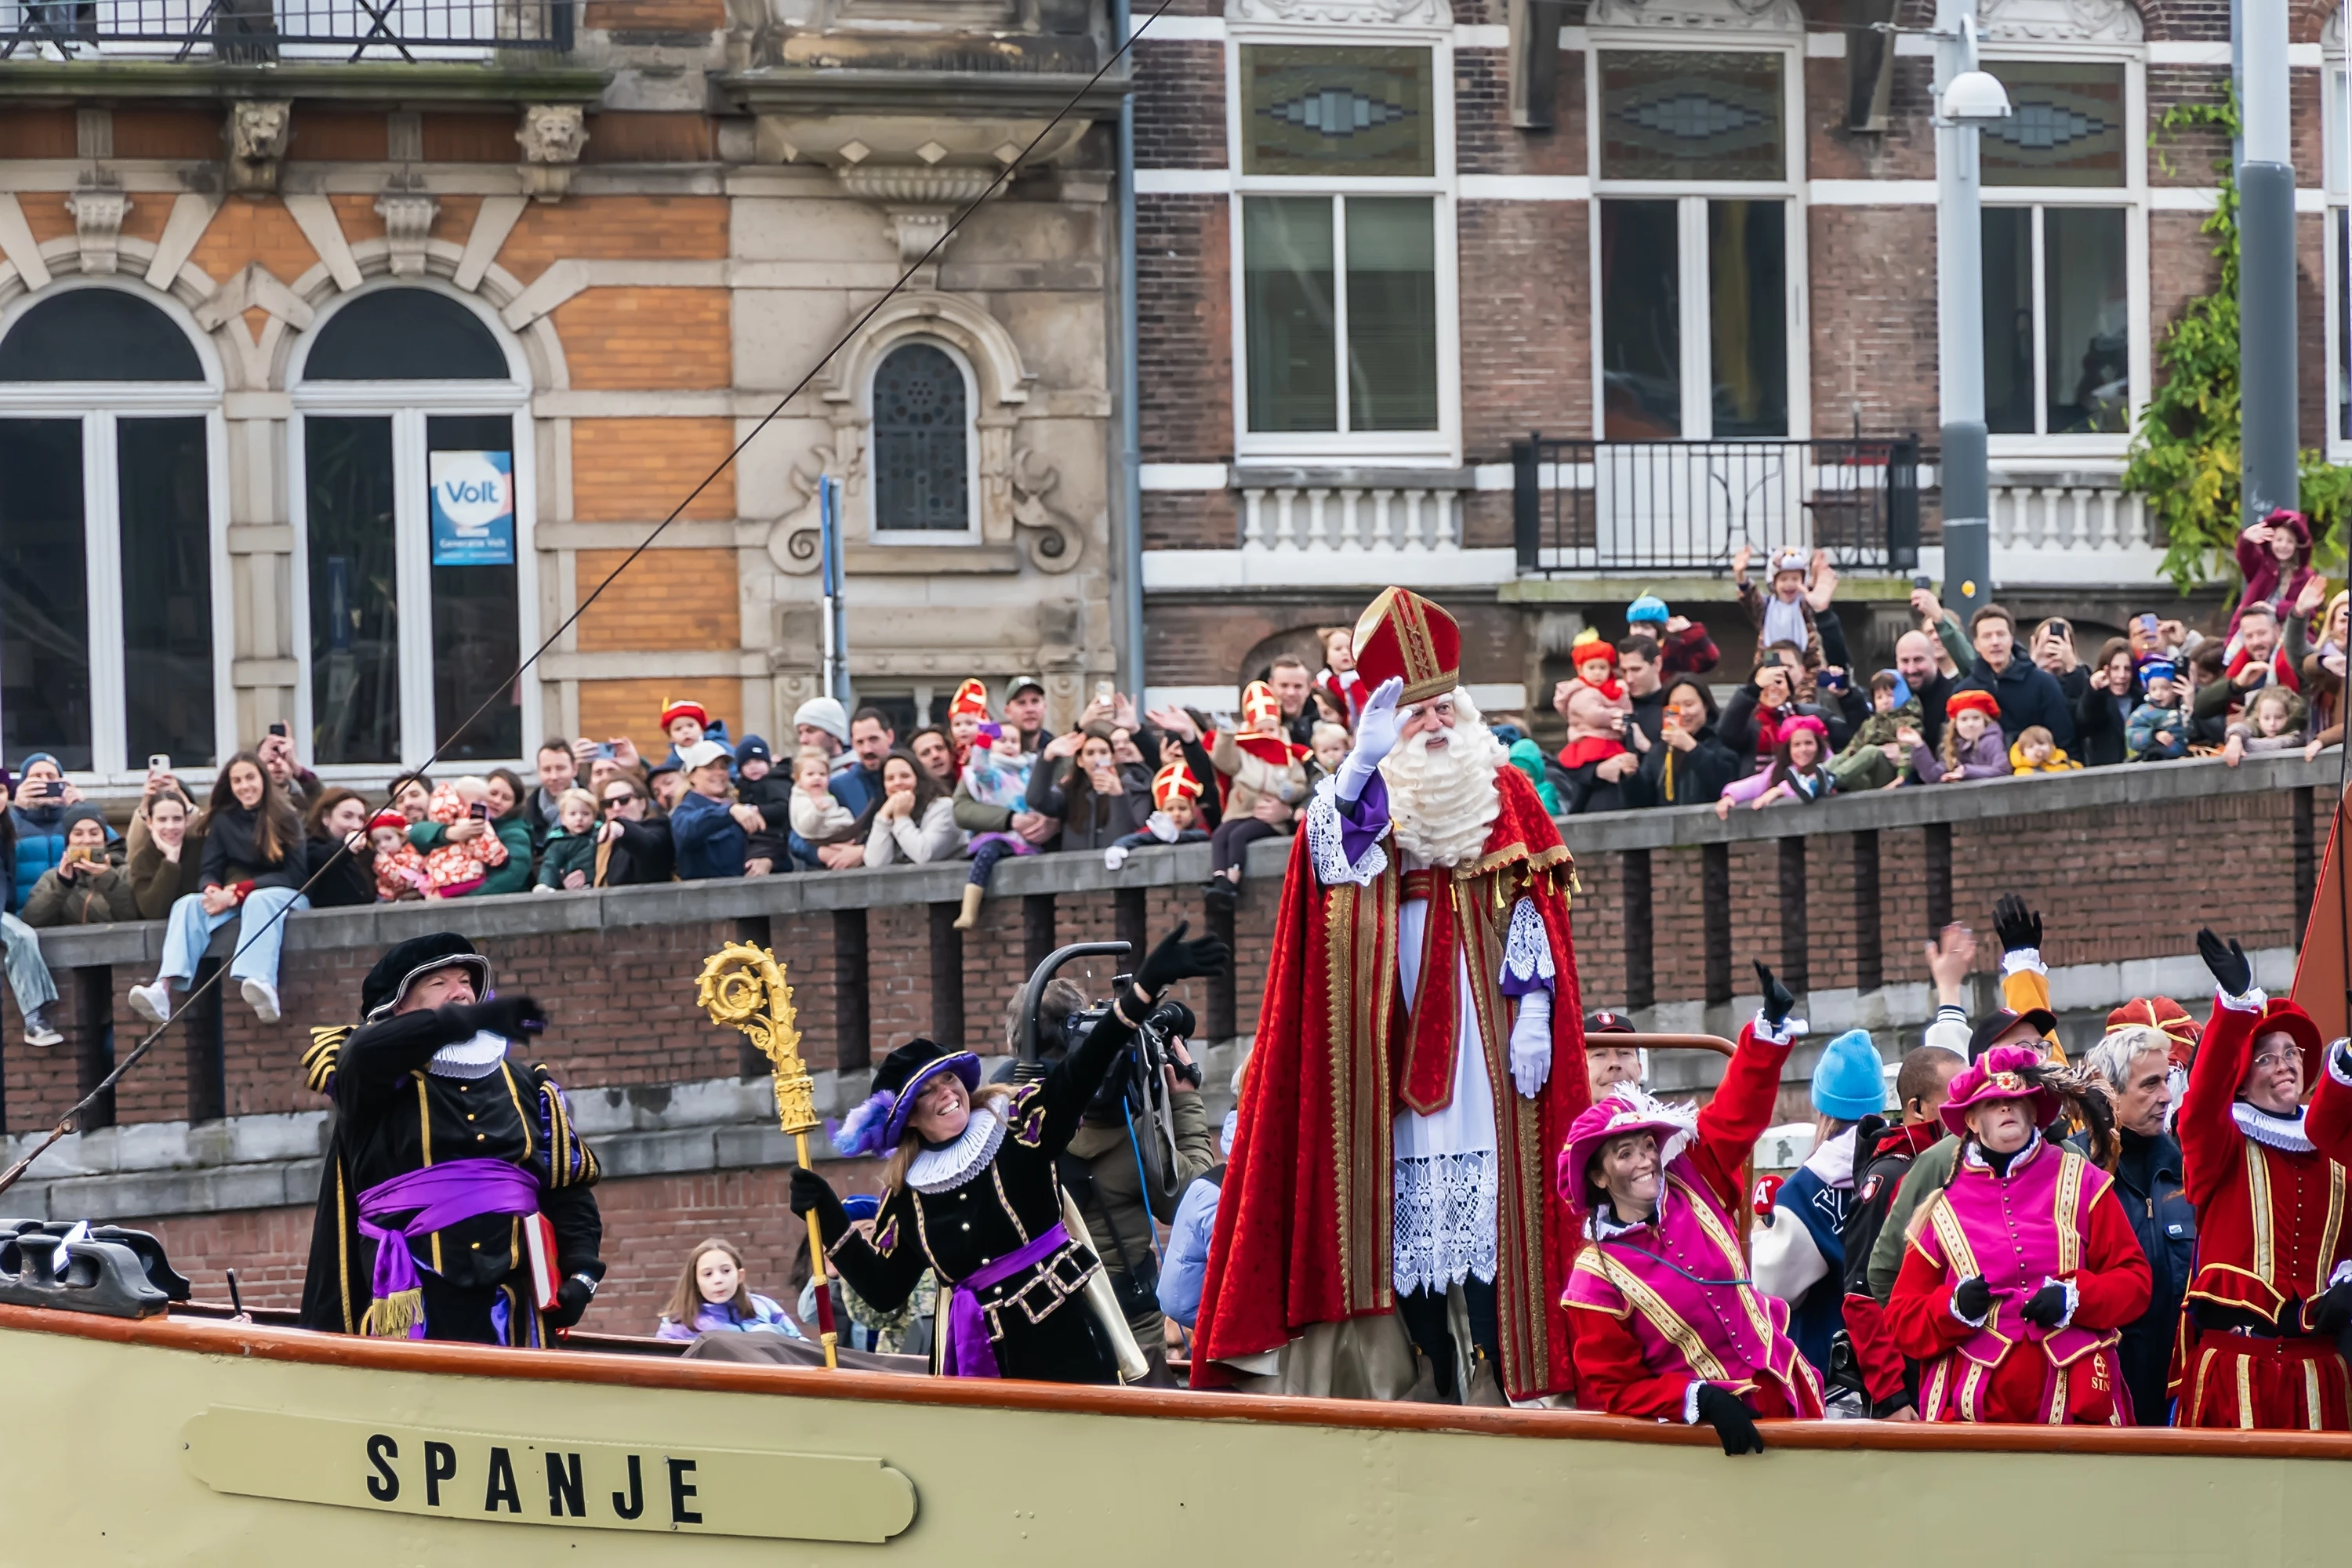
[1381,689,1505,869]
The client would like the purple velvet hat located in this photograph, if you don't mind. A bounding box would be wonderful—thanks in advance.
[830,1039,982,1157]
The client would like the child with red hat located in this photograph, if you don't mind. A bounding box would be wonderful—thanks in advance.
[1201,680,1307,907]
[367,808,430,902]
[655,697,731,772]
[1102,760,1210,871]
[1559,961,1825,1454]
[1553,628,1632,773]
[1909,688,2007,782]
[1882,1043,2149,1424]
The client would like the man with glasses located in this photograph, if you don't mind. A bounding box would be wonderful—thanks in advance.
[2172,927,2352,1429]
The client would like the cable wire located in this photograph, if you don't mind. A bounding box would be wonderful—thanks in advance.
[0,1,1172,1197]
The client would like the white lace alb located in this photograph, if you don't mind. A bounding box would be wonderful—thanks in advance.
[907,1105,1007,1194]
[1392,1149,1498,1295]
[1304,777,1385,889]
[1501,895,1554,986]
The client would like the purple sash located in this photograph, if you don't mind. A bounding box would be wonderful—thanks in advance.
[944,1221,1075,1378]
[356,1157,540,1340]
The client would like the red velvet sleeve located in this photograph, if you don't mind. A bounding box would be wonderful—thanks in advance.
[1883,1229,1974,1362]
[2179,998,2256,1210]
[1566,1304,1691,1421]
[1688,1021,1792,1213]
[2309,1047,2352,1167]
[2068,1183,2154,1332]
[1842,1293,1907,1405]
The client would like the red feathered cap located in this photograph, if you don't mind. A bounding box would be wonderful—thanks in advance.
[1944,688,2001,724]
[1352,586,1462,706]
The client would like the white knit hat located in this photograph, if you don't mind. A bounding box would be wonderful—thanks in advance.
[792,696,850,744]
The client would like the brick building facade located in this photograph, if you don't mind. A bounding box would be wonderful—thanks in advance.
[1131,0,2350,728]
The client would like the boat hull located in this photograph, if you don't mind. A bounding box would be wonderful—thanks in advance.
[5,1304,2352,1566]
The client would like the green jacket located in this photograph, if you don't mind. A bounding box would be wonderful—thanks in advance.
[1831,699,1922,785]
[1864,1132,1958,1302]
[1063,1087,1217,1333]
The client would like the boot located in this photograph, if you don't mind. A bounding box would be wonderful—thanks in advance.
[952,883,985,931]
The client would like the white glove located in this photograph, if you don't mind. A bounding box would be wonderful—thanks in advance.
[1508,989,1553,1098]
[1147,811,1179,844]
[1102,844,1129,871]
[1338,676,1406,803]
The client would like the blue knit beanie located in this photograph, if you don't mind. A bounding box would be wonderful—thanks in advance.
[1811,1029,1886,1120]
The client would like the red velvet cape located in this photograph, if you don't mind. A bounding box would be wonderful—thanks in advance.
[1191,765,1591,1400]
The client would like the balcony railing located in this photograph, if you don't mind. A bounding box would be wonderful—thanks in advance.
[1511,435,1923,576]
[0,0,572,60]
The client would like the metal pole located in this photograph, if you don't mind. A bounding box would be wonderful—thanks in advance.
[1114,0,1146,700]
[1933,0,1991,619]
[2239,0,2298,528]
[819,474,850,708]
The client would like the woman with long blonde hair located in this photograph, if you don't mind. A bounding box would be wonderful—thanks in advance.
[792,923,1228,1384]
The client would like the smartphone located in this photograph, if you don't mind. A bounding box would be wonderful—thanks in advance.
[2136,613,2160,634]
[595,742,615,760]
[268,722,289,738]
[42,780,67,800]
[61,845,96,866]
[1913,575,1932,590]
[1819,670,1847,691]
[470,802,490,819]
[1094,680,1114,703]
[147,753,171,774]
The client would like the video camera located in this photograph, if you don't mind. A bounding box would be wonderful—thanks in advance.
[1013,939,1201,1204]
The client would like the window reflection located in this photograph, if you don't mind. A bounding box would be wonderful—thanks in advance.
[306,416,401,766]
[0,419,93,770]
[118,417,217,766]
[1600,200,1681,440]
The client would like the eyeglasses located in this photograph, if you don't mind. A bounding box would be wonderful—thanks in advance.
[2250,1050,2299,1072]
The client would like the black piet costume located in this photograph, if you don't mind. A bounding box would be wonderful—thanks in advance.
[795,924,1228,1385]
[299,933,604,1345]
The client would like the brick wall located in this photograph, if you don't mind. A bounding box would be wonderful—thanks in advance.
[1454,48,1585,176]
[553,287,732,390]
[1457,199,1591,457]
[495,195,731,287]
[1141,491,1237,550]
[573,548,742,652]
[1807,203,1940,439]
[187,198,324,289]
[1135,40,1227,170]
[1138,194,1232,461]
[569,419,737,521]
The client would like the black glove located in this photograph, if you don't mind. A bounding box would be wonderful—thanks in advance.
[1992,894,2042,956]
[2020,1282,2070,1329]
[1135,920,1231,996]
[446,993,546,1042]
[2197,927,2252,997]
[1951,1275,1993,1322]
[1693,1383,1766,1456]
[545,1272,595,1331]
[789,1166,850,1241]
[2310,1279,2352,1337]
[1753,960,1795,1029]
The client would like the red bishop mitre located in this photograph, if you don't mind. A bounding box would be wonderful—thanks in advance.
[1152,760,1203,811]
[1352,586,1462,706]
[948,678,991,720]
[1240,680,1282,731]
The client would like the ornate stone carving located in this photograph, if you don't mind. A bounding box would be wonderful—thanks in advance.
[1585,0,1802,31]
[1978,0,2143,42]
[227,100,292,195]
[837,165,1002,264]
[374,183,439,278]
[767,440,865,575]
[1009,449,1082,573]
[1227,0,1453,24]
[516,104,590,203]
[65,182,130,276]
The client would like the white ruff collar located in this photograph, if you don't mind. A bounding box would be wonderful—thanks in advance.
[429,1030,510,1080]
[908,1105,1006,1194]
[2233,1101,2315,1153]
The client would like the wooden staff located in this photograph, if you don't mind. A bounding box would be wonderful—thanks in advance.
[696,942,837,1368]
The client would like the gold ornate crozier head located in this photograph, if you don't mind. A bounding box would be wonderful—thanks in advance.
[695,942,814,1136]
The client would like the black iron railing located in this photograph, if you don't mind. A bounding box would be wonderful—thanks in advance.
[1,0,573,60]
[1510,435,1923,576]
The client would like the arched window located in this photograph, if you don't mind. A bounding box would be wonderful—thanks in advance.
[871,342,974,534]
[0,286,222,775]
[291,285,533,768]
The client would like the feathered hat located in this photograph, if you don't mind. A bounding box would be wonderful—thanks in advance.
[1938,1044,2063,1136]
[1555,1083,1700,1214]
[1152,760,1203,811]
[829,1039,983,1159]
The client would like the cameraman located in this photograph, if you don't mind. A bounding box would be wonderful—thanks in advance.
[1006,979,1217,1385]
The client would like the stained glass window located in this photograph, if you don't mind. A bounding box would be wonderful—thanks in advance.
[1599,51,1785,182]
[1981,61,2125,188]
[1240,45,1435,177]
[873,343,971,532]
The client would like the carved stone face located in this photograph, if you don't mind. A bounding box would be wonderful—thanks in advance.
[518,105,589,165]
[231,101,290,160]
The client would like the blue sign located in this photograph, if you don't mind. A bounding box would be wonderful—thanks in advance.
[429,450,514,566]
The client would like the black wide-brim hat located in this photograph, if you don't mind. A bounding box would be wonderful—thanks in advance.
[831,1038,982,1157]
[362,932,492,1020]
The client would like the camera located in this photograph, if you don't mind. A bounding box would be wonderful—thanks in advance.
[1060,990,1200,1115]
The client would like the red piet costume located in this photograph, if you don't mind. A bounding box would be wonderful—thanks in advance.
[1559,1020,1824,1422]
[1884,1047,2148,1425]
[2174,991,2352,1429]
[1192,588,1589,1402]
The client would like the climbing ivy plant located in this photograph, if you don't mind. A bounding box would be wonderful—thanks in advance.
[2120,93,2352,590]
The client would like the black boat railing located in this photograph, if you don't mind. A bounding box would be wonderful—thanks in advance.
[1510,434,1923,576]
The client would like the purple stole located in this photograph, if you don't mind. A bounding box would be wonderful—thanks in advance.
[1562,1160,1816,1410]
[1908,1139,2123,1423]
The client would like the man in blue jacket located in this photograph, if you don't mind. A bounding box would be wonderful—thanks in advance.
[2076,1022,2194,1425]
[666,739,750,881]
[1951,603,2076,750]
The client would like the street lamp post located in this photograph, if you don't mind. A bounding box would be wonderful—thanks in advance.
[1933,0,2009,620]
[2238,0,2296,527]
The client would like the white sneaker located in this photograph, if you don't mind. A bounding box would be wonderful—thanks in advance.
[241,978,281,1023]
[21,1005,62,1049]
[128,980,172,1024]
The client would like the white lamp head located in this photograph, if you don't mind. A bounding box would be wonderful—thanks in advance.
[1940,70,2013,124]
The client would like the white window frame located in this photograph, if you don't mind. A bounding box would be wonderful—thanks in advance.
[286,281,539,778]
[1584,31,1812,441]
[1976,44,2149,461]
[865,335,984,544]
[0,278,234,785]
[2325,39,2350,463]
[1226,25,1463,467]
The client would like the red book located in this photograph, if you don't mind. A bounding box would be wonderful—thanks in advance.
[523,1213,562,1312]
